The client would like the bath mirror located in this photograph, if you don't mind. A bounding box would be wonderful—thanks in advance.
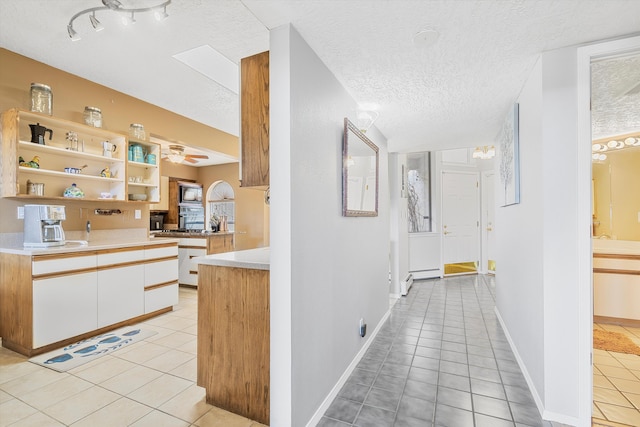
[342,117,379,217]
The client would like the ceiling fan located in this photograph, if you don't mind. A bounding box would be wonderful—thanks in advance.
[162,144,209,164]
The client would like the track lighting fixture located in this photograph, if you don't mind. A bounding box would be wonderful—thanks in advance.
[67,0,171,41]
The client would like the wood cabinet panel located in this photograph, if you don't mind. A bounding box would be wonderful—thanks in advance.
[197,265,269,424]
[240,51,269,188]
[207,233,234,254]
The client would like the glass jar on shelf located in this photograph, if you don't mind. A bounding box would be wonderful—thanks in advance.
[129,123,146,140]
[83,106,102,127]
[30,83,52,115]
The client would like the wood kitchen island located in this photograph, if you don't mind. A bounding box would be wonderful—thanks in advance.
[193,247,270,425]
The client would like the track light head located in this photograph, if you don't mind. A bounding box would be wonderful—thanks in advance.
[67,24,81,41]
[89,12,104,31]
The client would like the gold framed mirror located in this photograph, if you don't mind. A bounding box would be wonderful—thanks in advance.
[342,118,379,217]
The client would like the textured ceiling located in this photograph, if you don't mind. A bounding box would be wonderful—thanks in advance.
[1,0,639,155]
[591,54,640,139]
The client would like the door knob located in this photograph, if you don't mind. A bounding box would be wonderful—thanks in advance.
[486,227,493,231]
[443,231,451,235]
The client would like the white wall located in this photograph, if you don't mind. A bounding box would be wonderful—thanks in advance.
[494,56,546,407]
[270,24,390,426]
[497,47,587,425]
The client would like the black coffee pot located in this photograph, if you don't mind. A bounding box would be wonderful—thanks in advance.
[29,123,53,145]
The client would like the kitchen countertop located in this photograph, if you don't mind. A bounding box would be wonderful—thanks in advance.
[0,236,179,256]
[152,231,234,238]
[192,247,269,270]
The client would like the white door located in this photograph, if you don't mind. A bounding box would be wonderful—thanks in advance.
[441,171,480,274]
[481,171,496,273]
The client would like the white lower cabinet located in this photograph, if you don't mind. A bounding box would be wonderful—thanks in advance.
[33,271,98,348]
[178,238,206,287]
[179,247,206,286]
[144,245,179,314]
[145,285,179,314]
[97,264,145,328]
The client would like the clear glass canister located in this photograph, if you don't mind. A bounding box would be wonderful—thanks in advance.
[83,106,102,127]
[30,83,52,115]
[129,123,146,140]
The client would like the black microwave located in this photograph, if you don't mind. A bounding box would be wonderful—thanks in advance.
[178,182,203,206]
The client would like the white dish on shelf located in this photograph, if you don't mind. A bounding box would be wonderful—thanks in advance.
[128,193,147,201]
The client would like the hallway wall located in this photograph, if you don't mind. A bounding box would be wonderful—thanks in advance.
[494,57,546,408]
[269,24,390,426]
[496,45,588,425]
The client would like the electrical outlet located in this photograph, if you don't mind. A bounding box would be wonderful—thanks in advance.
[135,209,141,219]
[17,206,24,219]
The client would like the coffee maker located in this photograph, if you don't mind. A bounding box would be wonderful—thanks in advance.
[23,205,66,247]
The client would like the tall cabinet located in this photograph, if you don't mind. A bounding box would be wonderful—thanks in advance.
[240,51,270,189]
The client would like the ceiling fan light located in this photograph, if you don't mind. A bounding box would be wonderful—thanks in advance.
[168,153,184,163]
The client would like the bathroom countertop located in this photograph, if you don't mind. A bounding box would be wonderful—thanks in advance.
[192,247,269,270]
[0,237,179,256]
[593,239,640,256]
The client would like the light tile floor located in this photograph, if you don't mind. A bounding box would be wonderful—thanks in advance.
[0,287,267,427]
[2,277,637,427]
[592,322,640,427]
[319,274,556,427]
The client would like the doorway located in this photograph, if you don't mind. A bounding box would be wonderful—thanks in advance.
[577,35,640,427]
[441,170,480,275]
[589,51,640,426]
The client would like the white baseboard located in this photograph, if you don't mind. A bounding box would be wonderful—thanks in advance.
[494,308,580,426]
[494,307,546,417]
[410,269,442,280]
[305,308,392,427]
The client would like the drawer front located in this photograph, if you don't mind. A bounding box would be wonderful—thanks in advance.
[32,253,97,276]
[145,258,178,286]
[97,248,145,267]
[178,238,207,247]
[145,283,178,314]
[145,245,178,260]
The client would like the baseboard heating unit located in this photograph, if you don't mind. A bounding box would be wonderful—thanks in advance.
[401,273,413,296]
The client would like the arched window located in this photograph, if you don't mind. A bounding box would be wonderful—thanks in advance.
[205,180,235,231]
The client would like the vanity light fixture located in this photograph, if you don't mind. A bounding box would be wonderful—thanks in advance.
[472,145,495,160]
[67,0,171,41]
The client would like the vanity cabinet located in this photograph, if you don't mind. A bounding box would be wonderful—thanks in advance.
[126,139,161,203]
[240,51,269,188]
[0,241,178,357]
[0,108,127,200]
